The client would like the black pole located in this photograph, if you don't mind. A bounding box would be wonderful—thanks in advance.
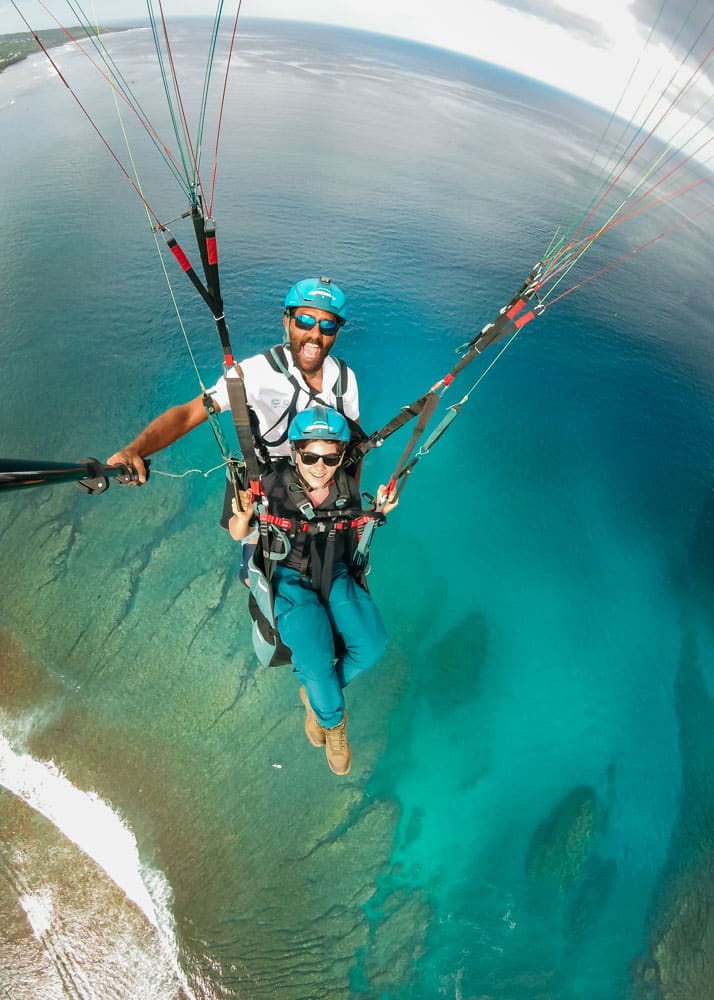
[0,458,143,493]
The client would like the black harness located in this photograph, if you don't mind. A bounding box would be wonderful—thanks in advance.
[247,463,382,668]
[219,346,366,528]
[255,345,351,460]
[257,463,368,602]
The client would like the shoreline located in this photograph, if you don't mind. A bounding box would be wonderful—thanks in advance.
[0,26,131,75]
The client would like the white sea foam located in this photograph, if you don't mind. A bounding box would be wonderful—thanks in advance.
[0,731,159,922]
[0,729,197,1000]
[18,886,54,939]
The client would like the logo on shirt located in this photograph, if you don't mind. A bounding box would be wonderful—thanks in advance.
[270,398,282,409]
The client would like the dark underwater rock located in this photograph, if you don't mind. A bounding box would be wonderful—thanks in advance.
[526,785,599,891]
[631,859,714,1000]
[421,611,489,709]
[361,888,432,994]
[631,647,714,1000]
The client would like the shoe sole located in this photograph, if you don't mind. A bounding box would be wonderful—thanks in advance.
[326,754,352,776]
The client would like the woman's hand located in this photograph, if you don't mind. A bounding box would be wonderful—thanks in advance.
[231,490,253,518]
[376,484,399,516]
[229,490,254,540]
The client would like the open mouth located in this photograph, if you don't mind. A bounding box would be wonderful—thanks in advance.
[301,342,321,362]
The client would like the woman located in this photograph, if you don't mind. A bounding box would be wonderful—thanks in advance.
[229,406,396,775]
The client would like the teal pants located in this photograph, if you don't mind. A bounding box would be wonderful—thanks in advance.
[272,562,387,728]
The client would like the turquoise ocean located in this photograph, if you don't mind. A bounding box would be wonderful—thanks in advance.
[1,18,713,1000]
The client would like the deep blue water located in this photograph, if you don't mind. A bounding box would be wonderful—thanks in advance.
[1,17,713,1000]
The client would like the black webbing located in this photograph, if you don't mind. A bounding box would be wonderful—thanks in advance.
[224,371,261,487]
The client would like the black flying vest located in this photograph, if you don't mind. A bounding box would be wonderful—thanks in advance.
[258,462,365,601]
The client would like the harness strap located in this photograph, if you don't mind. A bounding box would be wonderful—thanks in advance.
[319,524,337,599]
[260,345,352,446]
[224,370,262,505]
[348,392,431,468]
[258,511,366,532]
[332,357,349,415]
[294,520,338,601]
[348,514,375,531]
[259,346,303,448]
[347,264,545,480]
[352,512,386,572]
[259,512,294,531]
[384,391,441,496]
[265,344,350,400]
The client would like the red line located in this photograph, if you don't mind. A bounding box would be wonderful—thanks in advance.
[33,0,186,182]
[602,173,712,231]
[10,4,164,227]
[618,138,713,217]
[540,169,712,293]
[156,0,204,198]
[545,200,714,309]
[544,46,714,280]
[208,0,244,216]
[540,128,712,290]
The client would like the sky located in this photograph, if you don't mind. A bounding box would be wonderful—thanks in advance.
[1,0,712,132]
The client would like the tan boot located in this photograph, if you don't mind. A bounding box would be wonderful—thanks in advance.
[324,714,352,776]
[299,686,326,748]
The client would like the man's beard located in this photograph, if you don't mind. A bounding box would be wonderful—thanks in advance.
[290,335,328,375]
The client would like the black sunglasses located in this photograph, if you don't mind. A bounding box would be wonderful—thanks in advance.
[298,450,343,467]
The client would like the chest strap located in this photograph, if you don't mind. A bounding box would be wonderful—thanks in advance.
[259,345,351,447]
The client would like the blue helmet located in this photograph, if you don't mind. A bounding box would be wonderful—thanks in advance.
[288,406,350,444]
[284,276,347,322]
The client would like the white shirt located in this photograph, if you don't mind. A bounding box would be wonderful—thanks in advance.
[209,345,360,458]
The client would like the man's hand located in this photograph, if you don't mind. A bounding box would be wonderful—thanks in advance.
[106,449,148,485]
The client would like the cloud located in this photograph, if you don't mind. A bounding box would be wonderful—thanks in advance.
[495,0,610,48]
[630,0,714,83]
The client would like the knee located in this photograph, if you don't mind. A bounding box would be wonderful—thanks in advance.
[373,624,388,661]
[277,603,335,675]
[340,612,387,686]
[331,585,387,664]
[361,620,388,669]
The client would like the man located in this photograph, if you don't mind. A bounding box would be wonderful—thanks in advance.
[107,276,359,479]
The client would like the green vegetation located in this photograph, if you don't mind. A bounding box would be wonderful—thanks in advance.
[0,27,127,74]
